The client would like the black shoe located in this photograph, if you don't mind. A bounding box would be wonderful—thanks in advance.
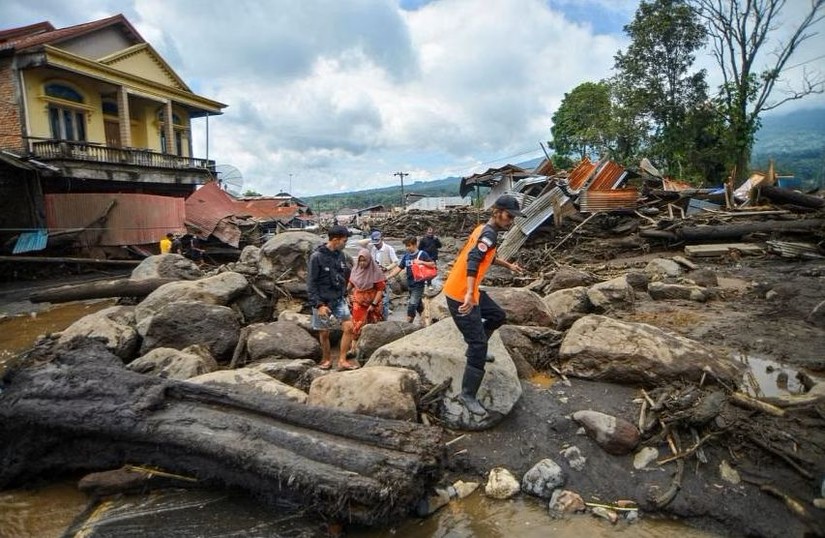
[458,393,488,416]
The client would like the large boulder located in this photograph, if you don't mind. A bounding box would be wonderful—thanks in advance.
[187,368,307,403]
[542,286,591,330]
[645,258,683,279]
[484,287,554,327]
[135,272,249,335]
[139,301,241,361]
[545,267,599,293]
[58,306,138,360]
[497,325,562,378]
[126,345,218,379]
[258,231,324,281]
[246,321,321,361]
[366,318,522,431]
[130,254,202,281]
[559,315,743,386]
[354,321,419,362]
[307,366,420,421]
[586,276,635,312]
[249,359,317,386]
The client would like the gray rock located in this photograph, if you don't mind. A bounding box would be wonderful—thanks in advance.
[521,458,565,499]
[127,345,218,379]
[307,366,420,421]
[355,321,419,362]
[131,254,202,281]
[586,276,635,312]
[542,286,591,329]
[546,267,599,293]
[624,272,649,291]
[246,321,321,361]
[559,315,743,385]
[233,291,273,324]
[689,269,718,288]
[58,305,138,360]
[549,489,586,514]
[633,447,659,469]
[484,287,555,327]
[484,467,520,500]
[367,318,521,431]
[249,359,317,386]
[559,446,586,471]
[645,258,683,279]
[259,231,324,281]
[139,301,241,361]
[648,282,709,302]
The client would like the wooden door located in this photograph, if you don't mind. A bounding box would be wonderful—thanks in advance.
[104,121,121,148]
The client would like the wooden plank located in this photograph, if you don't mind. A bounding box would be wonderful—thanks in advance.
[684,243,764,257]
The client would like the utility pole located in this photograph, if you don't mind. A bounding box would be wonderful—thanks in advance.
[393,171,409,209]
[289,173,293,194]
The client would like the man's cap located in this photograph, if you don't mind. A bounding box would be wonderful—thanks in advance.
[370,230,382,244]
[493,194,524,217]
[328,225,351,238]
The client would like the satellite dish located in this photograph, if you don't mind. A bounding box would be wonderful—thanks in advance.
[215,164,244,196]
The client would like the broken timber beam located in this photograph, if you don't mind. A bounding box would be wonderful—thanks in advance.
[29,277,177,304]
[0,339,445,525]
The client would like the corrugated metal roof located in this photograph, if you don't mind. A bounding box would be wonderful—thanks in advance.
[12,229,48,254]
[579,189,639,212]
[566,158,598,191]
[497,186,573,260]
[185,181,237,236]
[45,193,185,246]
[234,199,299,221]
[588,161,628,191]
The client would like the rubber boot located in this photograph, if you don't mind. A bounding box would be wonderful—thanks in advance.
[458,366,488,416]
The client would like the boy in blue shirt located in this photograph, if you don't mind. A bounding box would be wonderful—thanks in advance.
[387,236,435,324]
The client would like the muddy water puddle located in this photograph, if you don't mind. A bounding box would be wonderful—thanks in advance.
[0,299,115,366]
[738,354,823,398]
[0,484,721,538]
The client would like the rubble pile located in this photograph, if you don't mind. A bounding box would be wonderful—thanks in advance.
[373,206,491,238]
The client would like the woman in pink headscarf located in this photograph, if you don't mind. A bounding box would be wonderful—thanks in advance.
[344,248,386,367]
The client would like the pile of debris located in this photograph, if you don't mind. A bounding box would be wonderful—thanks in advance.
[374,206,490,239]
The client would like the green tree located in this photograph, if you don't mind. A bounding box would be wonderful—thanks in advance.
[613,0,709,176]
[690,0,825,181]
[549,81,615,163]
[242,189,262,197]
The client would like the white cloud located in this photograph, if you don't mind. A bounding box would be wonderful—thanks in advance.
[2,0,822,196]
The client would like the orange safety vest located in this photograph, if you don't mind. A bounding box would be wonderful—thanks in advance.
[443,223,495,303]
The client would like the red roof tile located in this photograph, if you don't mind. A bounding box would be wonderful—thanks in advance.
[0,14,144,52]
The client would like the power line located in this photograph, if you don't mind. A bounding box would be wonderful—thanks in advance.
[782,53,825,72]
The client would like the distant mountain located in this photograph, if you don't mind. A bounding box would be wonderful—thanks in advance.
[305,156,545,211]
[752,107,825,183]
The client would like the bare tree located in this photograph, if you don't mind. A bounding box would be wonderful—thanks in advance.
[690,0,825,180]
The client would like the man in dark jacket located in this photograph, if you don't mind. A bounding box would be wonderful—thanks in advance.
[307,225,357,370]
[418,227,442,288]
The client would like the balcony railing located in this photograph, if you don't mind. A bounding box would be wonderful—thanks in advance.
[30,140,215,172]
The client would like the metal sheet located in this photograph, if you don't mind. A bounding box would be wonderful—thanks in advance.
[579,189,639,212]
[184,181,237,236]
[45,193,185,246]
[12,229,48,254]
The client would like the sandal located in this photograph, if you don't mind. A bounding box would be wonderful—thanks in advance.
[338,361,360,371]
[317,360,332,370]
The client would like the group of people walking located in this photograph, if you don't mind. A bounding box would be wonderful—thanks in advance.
[306,194,525,417]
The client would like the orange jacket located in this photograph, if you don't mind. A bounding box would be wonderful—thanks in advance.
[444,223,496,303]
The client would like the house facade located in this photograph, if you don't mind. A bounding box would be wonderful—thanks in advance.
[0,14,227,254]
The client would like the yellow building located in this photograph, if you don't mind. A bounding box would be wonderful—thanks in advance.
[0,14,226,193]
[0,14,228,253]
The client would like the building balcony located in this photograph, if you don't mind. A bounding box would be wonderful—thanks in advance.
[31,140,215,171]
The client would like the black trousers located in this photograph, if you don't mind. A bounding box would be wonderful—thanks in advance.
[447,290,506,371]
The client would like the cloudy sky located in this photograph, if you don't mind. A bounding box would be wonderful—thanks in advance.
[2,0,824,197]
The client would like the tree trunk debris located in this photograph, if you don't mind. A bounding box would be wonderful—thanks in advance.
[0,339,445,526]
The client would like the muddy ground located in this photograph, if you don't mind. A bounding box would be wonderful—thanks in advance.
[446,245,825,538]
[2,234,824,537]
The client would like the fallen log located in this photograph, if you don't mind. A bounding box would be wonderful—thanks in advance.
[0,339,445,525]
[758,185,825,209]
[28,277,176,304]
[677,219,825,242]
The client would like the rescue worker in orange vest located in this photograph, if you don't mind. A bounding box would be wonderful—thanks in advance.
[443,194,525,416]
